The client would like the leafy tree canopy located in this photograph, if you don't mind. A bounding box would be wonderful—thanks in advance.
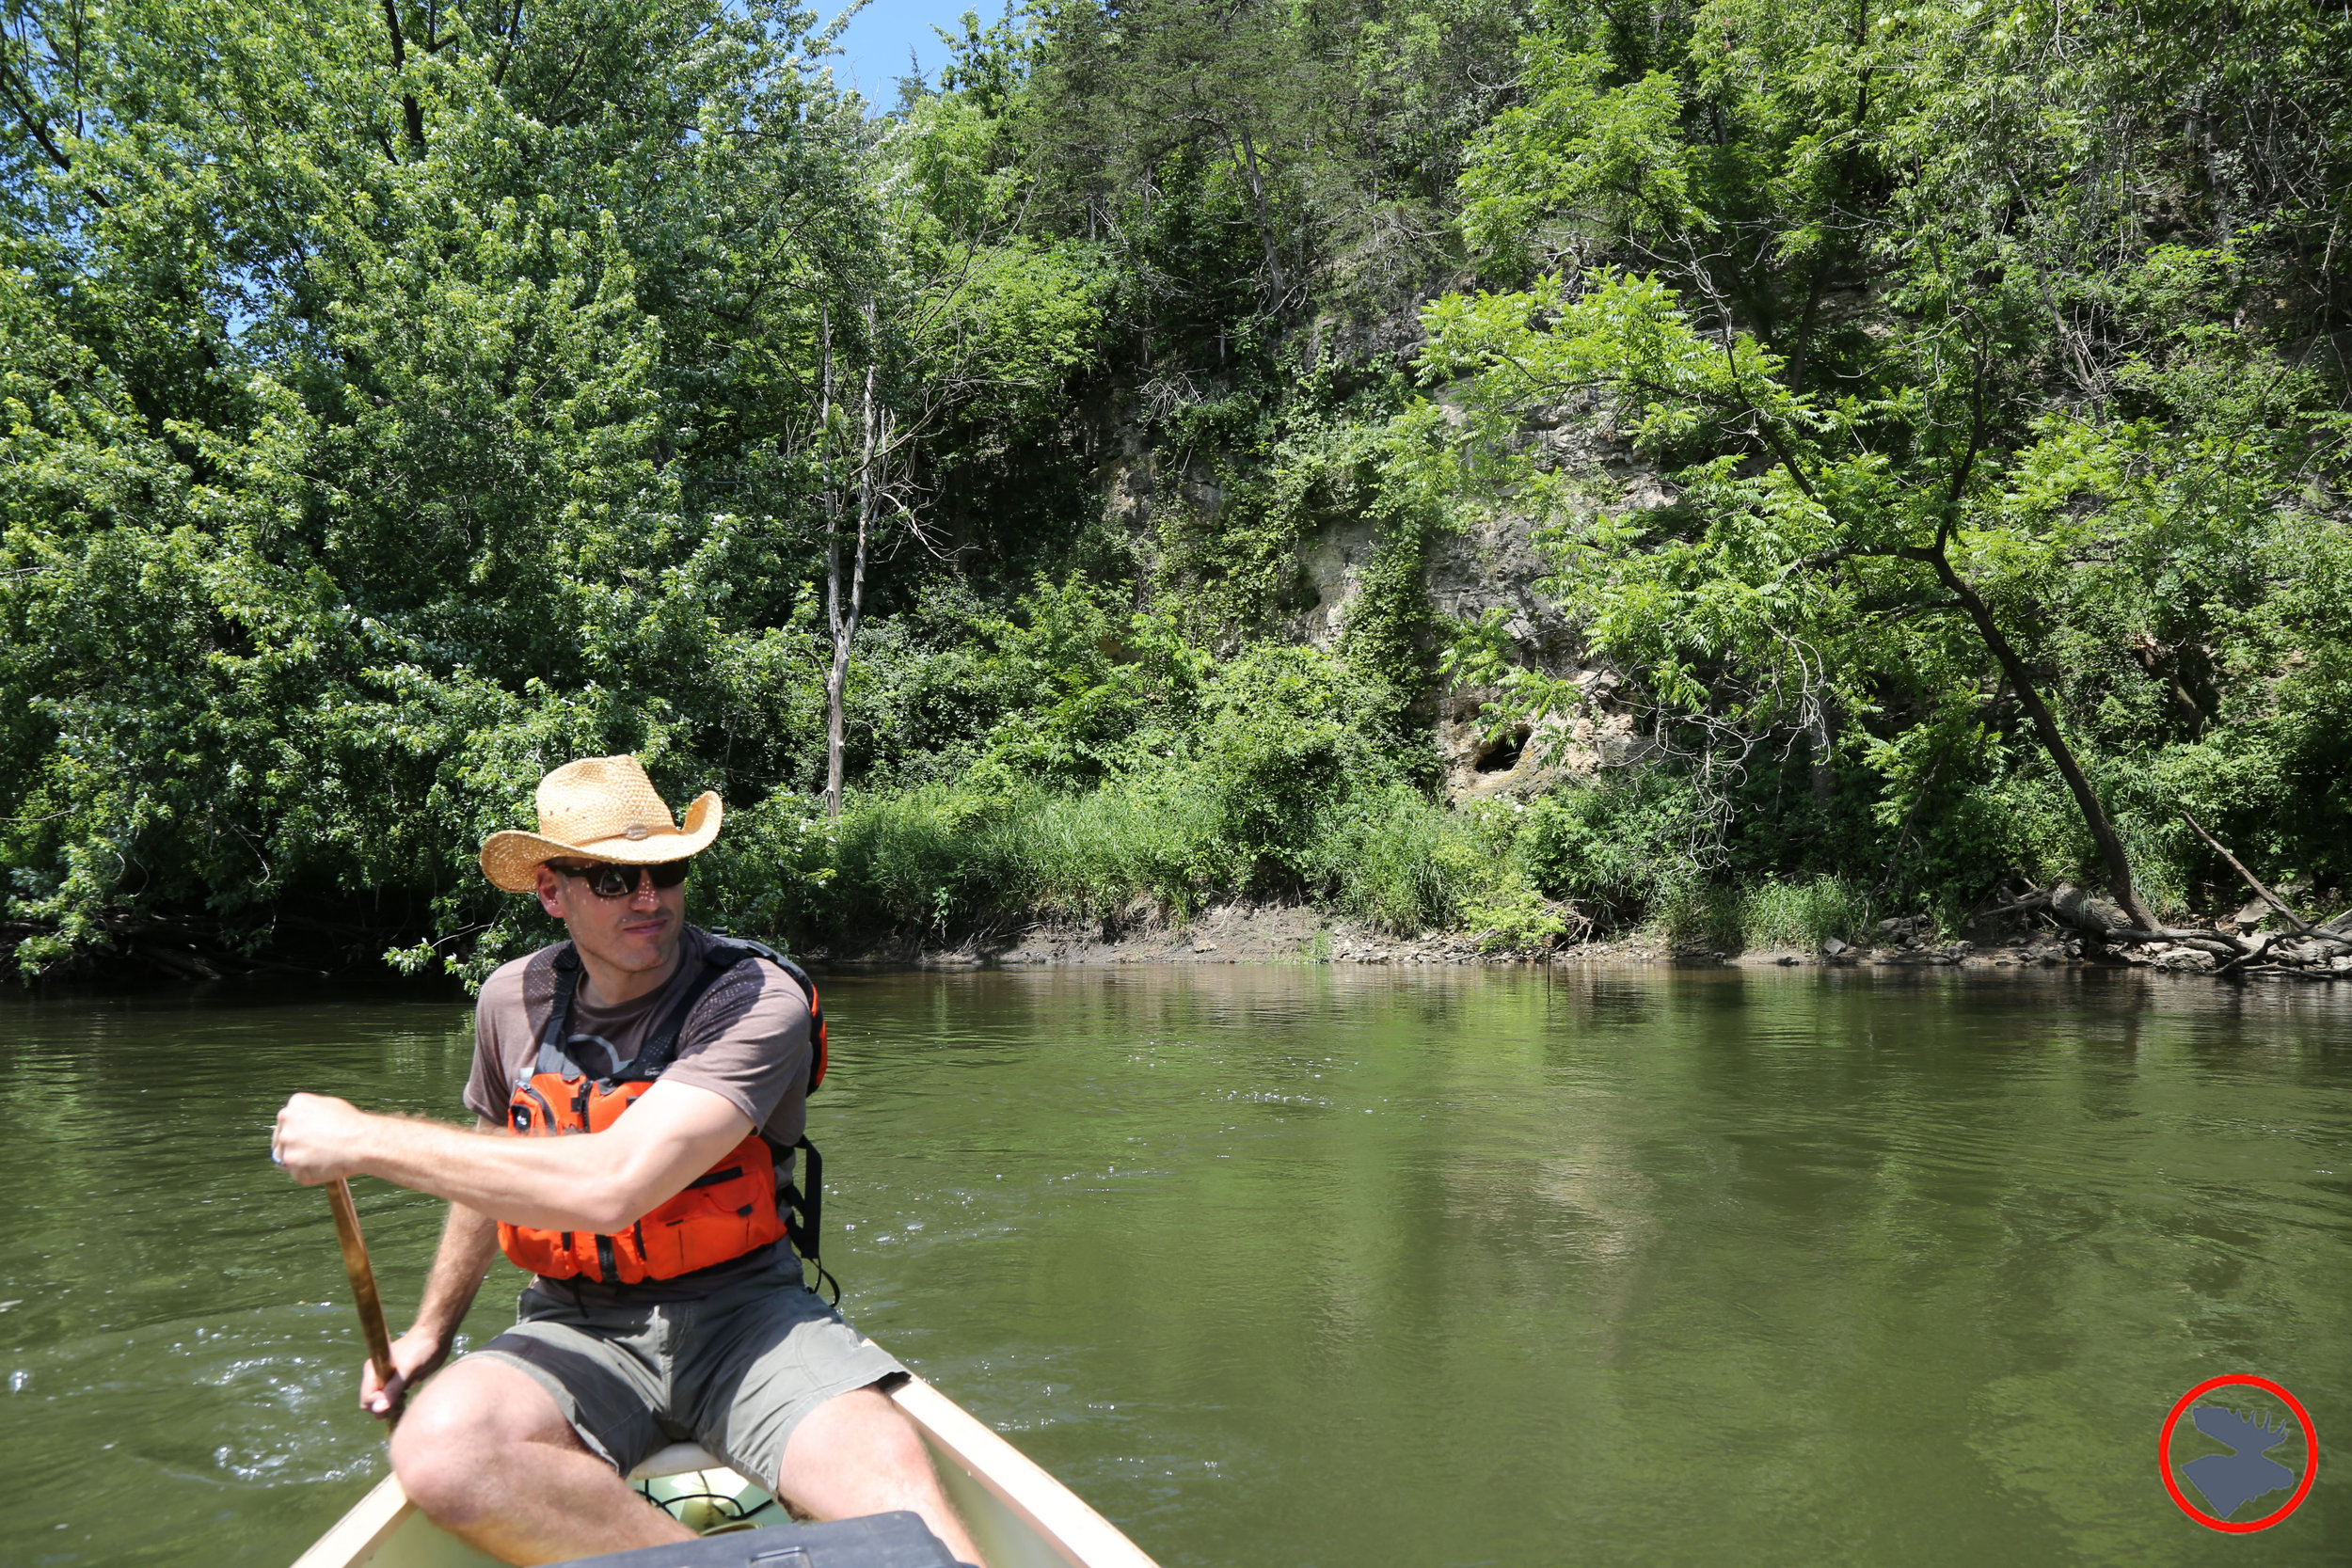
[3,0,2346,979]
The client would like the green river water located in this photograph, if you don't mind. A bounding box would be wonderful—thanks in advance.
[1,965,2344,1566]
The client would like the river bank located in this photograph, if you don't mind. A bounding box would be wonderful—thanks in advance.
[815,899,2352,980]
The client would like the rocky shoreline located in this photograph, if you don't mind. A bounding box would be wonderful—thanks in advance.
[818,900,2352,979]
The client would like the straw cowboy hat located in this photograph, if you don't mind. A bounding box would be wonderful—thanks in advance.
[480,755,723,893]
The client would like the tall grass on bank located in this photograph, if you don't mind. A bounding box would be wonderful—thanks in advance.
[1311,783,1478,932]
[1655,875,1879,953]
[1740,876,1876,950]
[701,772,1885,958]
[819,776,1244,935]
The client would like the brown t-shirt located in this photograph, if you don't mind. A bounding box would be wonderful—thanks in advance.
[466,926,815,1299]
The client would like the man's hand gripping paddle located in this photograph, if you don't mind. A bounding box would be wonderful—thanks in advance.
[326,1177,404,1428]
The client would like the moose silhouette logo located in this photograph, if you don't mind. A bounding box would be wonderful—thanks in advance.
[2159,1374,2317,1532]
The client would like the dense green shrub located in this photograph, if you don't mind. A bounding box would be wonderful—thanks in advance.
[1518,778,1704,922]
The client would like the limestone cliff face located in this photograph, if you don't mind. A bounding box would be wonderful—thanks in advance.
[1095,383,1671,805]
[1292,400,1673,802]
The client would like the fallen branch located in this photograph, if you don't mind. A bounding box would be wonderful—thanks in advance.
[2097,926,2245,952]
[1969,879,2344,979]
[2213,934,2280,977]
[2181,811,2310,931]
[1992,882,2252,952]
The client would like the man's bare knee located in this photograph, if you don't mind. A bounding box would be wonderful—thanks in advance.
[390,1358,579,1526]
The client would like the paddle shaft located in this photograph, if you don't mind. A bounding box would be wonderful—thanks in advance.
[326,1176,402,1427]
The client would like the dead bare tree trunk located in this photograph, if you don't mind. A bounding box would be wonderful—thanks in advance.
[823,300,882,820]
[1806,707,1837,812]
[818,306,838,815]
[1234,127,1286,302]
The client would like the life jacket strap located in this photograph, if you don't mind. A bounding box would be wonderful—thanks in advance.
[783,1132,838,1305]
[532,944,586,1082]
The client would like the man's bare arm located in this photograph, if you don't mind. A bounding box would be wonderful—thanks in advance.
[414,1196,502,1338]
[275,1080,752,1232]
[362,1156,502,1418]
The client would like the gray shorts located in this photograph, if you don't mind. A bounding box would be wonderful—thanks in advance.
[472,1258,906,1487]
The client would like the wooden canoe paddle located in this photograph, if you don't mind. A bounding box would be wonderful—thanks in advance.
[325,1176,403,1427]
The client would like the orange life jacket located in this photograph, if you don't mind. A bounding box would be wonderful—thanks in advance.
[497,937,830,1287]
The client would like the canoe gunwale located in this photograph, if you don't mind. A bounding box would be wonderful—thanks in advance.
[289,1472,411,1568]
[286,1374,1156,1568]
[889,1377,1156,1568]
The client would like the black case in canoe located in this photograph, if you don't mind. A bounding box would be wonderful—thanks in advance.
[550,1511,968,1568]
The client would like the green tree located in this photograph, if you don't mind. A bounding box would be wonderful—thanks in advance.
[0,0,873,975]
[1420,0,2352,927]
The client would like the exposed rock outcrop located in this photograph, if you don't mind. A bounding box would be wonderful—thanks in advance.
[1103,374,1677,805]
[1293,399,1678,802]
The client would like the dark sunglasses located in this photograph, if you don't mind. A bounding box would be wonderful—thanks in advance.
[548,859,691,897]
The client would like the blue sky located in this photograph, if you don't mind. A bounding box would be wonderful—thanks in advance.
[820,0,1017,105]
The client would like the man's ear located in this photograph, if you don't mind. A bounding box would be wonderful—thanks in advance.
[532,864,567,920]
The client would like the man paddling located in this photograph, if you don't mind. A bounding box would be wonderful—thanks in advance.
[271,755,984,1566]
